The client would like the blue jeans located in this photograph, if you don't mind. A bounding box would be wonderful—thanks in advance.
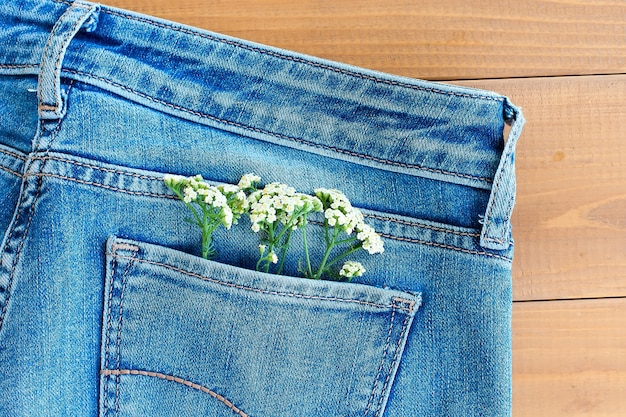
[0,1,524,416]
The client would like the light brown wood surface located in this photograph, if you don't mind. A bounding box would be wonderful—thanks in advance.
[101,1,626,415]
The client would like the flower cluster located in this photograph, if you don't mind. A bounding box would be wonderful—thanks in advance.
[248,182,323,273]
[339,261,366,279]
[163,174,250,258]
[314,188,364,235]
[248,183,323,233]
[164,173,384,281]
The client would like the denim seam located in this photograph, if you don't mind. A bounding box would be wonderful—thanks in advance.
[31,172,179,199]
[103,246,117,416]
[61,69,494,185]
[379,233,512,262]
[31,155,485,238]
[0,64,39,69]
[0,166,22,178]
[114,251,137,415]
[364,214,480,237]
[29,172,512,260]
[364,308,395,416]
[101,369,250,417]
[0,110,67,333]
[0,148,28,161]
[108,253,417,313]
[374,311,412,417]
[33,155,167,180]
[51,0,503,103]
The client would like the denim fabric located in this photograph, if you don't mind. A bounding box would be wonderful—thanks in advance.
[0,1,524,416]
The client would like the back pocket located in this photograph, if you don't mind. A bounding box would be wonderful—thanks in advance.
[99,236,420,417]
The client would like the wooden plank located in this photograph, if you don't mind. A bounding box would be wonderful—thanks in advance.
[456,75,626,301]
[513,298,626,417]
[100,0,626,80]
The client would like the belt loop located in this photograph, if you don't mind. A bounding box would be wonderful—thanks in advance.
[479,98,525,250]
[38,1,100,120]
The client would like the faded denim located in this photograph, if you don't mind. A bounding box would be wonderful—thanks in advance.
[0,1,524,416]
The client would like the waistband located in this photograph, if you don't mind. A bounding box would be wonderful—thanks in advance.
[0,0,524,250]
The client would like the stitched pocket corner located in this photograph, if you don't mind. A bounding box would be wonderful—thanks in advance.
[99,235,420,417]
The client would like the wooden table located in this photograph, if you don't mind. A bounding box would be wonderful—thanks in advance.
[102,1,626,415]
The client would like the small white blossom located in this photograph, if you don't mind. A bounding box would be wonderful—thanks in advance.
[315,188,364,234]
[339,261,365,278]
[163,174,187,188]
[238,173,261,190]
[183,186,198,203]
[248,182,322,233]
[259,244,266,254]
[269,251,278,264]
[356,223,385,254]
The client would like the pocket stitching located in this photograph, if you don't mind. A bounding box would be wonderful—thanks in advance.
[101,369,250,417]
[109,252,417,313]
[364,307,396,417]
[103,247,138,417]
[374,311,413,417]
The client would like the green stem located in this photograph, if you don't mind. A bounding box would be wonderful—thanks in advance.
[302,215,313,278]
[264,223,275,273]
[324,220,330,246]
[324,244,363,269]
[276,228,293,275]
[313,226,341,279]
[273,206,306,243]
[172,188,203,226]
[334,236,358,246]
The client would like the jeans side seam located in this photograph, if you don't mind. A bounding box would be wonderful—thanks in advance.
[0,103,69,333]
[61,69,494,185]
[100,369,250,417]
[364,308,395,416]
[108,253,416,312]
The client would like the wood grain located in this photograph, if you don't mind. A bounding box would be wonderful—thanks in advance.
[513,298,626,417]
[457,76,626,301]
[100,0,626,81]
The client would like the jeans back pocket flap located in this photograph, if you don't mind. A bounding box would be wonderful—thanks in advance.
[100,236,421,417]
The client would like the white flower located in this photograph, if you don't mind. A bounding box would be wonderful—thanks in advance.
[221,206,234,229]
[269,251,278,264]
[356,223,385,254]
[259,244,266,254]
[339,261,365,278]
[315,188,364,234]
[183,186,198,203]
[163,174,187,188]
[248,182,322,233]
[238,173,261,189]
